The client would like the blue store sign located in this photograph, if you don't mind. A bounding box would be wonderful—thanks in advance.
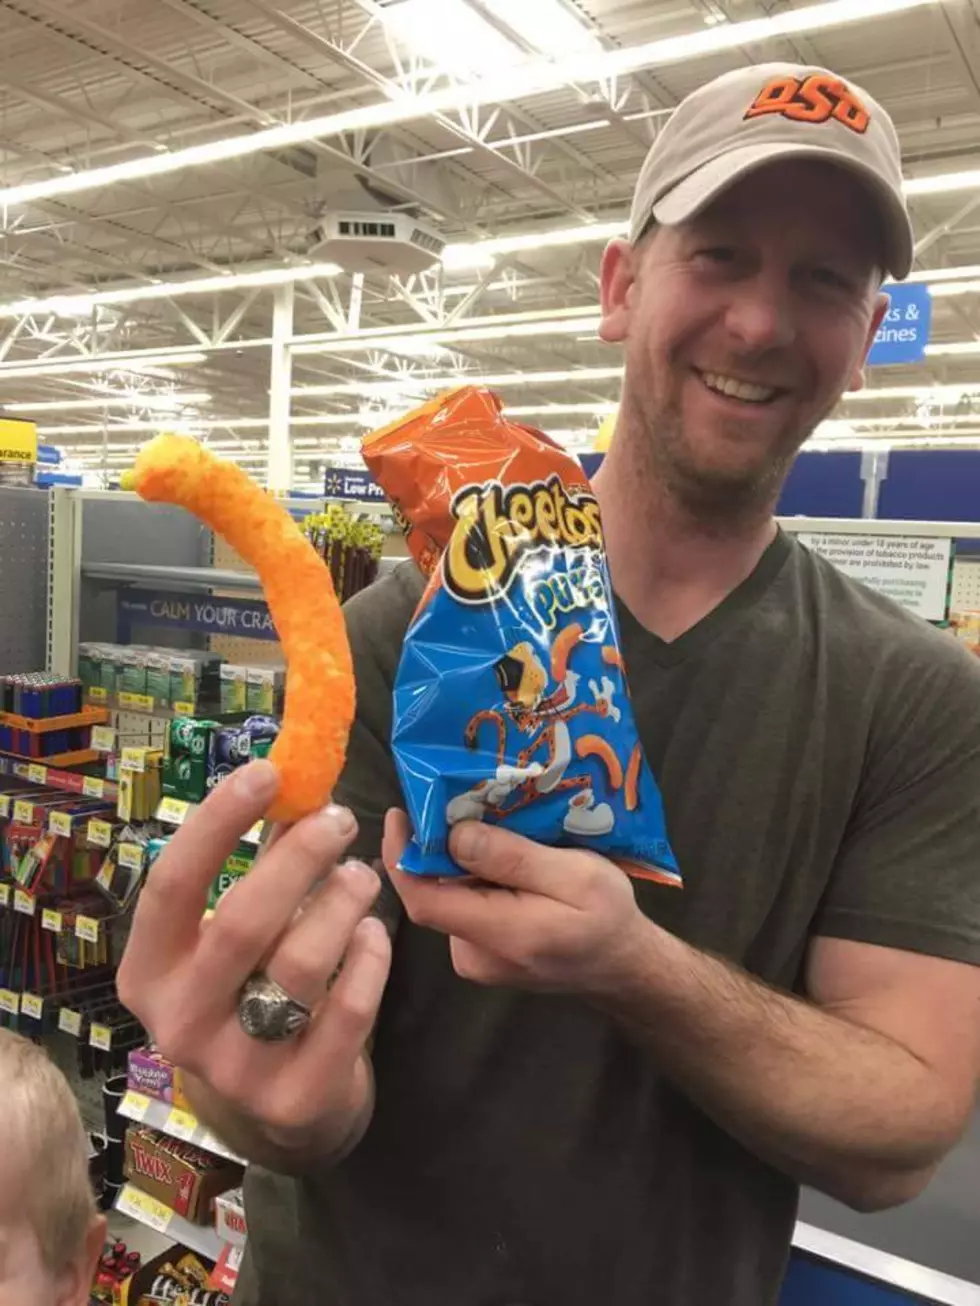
[867,283,931,366]
[323,467,387,503]
[118,589,277,641]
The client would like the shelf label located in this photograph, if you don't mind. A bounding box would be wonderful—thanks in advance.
[173,701,195,717]
[0,796,8,819]
[49,811,72,838]
[88,820,112,848]
[121,1091,151,1122]
[13,889,35,916]
[166,1107,198,1141]
[91,726,115,752]
[20,993,42,1020]
[13,801,34,824]
[88,686,107,703]
[41,909,61,933]
[157,796,190,825]
[242,820,264,846]
[75,915,100,944]
[95,862,113,891]
[58,1007,81,1037]
[90,1023,112,1051]
[120,747,147,773]
[118,1185,171,1234]
[0,885,10,908]
[27,764,46,785]
[0,989,19,1015]
[82,776,105,799]
[119,692,154,712]
[118,843,143,871]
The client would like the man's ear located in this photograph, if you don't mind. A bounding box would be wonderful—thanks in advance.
[56,1213,107,1306]
[848,291,889,393]
[598,239,639,344]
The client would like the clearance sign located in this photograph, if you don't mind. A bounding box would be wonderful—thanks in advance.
[0,418,37,464]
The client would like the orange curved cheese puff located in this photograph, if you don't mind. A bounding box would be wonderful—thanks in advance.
[601,646,627,674]
[550,622,584,684]
[123,433,354,824]
[624,741,642,813]
[574,734,624,790]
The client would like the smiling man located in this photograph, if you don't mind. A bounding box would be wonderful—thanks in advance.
[119,63,980,1306]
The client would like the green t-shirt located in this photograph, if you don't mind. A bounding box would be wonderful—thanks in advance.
[234,532,980,1306]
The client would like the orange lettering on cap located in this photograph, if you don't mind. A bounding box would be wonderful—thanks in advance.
[745,74,870,135]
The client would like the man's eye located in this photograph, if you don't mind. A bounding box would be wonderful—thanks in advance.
[811,266,852,290]
[697,247,737,264]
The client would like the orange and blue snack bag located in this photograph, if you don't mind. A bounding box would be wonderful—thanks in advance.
[363,387,680,885]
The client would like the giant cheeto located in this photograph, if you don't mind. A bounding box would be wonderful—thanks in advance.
[121,433,354,824]
[363,386,680,884]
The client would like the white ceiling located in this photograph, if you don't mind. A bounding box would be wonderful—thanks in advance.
[0,0,980,479]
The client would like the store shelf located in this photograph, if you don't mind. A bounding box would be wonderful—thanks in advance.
[155,796,263,845]
[0,747,101,768]
[0,755,118,800]
[83,561,262,594]
[115,1184,226,1262]
[0,705,109,733]
[118,1090,244,1164]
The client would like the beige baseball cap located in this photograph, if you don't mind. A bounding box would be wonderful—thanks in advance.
[629,62,913,280]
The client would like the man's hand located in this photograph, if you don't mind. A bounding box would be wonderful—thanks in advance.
[384,809,643,996]
[117,760,392,1166]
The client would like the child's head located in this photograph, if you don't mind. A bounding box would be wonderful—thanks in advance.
[0,1029,106,1306]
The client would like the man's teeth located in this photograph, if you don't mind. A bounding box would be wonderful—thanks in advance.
[700,371,777,404]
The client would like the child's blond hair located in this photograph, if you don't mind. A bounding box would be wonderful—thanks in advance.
[0,1028,97,1274]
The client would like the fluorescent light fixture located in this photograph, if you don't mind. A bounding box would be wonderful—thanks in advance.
[925,341,980,357]
[291,308,601,355]
[905,264,980,285]
[0,352,207,380]
[292,365,624,398]
[506,402,618,416]
[380,0,523,80]
[5,391,212,413]
[841,382,980,402]
[0,0,932,211]
[0,263,342,320]
[443,222,627,271]
[483,0,602,57]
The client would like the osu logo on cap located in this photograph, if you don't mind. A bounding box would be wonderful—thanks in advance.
[744,74,870,135]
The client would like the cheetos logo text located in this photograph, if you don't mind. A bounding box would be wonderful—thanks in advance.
[744,74,870,135]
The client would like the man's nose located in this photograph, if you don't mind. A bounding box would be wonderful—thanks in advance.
[723,276,796,353]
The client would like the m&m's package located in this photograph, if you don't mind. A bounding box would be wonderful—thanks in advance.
[362,387,680,885]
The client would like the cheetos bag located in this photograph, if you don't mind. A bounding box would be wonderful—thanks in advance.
[362,387,680,884]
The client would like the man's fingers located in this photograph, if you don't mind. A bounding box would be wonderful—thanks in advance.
[187,803,360,1000]
[448,821,570,897]
[122,760,279,986]
[382,807,411,871]
[263,860,381,1007]
[296,915,392,1076]
[389,864,528,953]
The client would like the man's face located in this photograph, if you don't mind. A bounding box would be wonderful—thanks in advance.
[598,160,888,512]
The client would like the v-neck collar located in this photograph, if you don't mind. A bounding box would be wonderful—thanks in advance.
[615,529,793,668]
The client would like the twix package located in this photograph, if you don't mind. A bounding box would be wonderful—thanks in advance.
[362,387,680,884]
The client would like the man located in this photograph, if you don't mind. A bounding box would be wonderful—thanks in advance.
[118,62,980,1306]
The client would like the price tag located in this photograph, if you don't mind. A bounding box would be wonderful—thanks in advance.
[165,1107,198,1141]
[0,989,18,1015]
[58,1007,81,1036]
[13,801,34,824]
[0,796,8,819]
[41,908,62,933]
[82,776,105,799]
[88,686,107,702]
[119,1185,171,1234]
[157,796,189,826]
[49,811,72,838]
[91,726,115,752]
[173,701,195,717]
[88,820,112,848]
[0,885,10,908]
[119,693,154,713]
[121,1091,151,1122]
[95,862,113,891]
[90,1023,112,1051]
[13,890,35,916]
[75,915,100,943]
[118,843,143,871]
[120,748,147,773]
[20,993,43,1020]
[27,764,46,785]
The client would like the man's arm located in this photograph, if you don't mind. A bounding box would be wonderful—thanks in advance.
[387,815,980,1212]
[597,928,980,1210]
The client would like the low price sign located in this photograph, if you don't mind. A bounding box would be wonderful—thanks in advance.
[868,283,931,367]
[0,418,37,464]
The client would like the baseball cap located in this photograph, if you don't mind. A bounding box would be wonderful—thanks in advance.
[629,63,913,280]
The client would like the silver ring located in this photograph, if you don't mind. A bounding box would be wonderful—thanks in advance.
[237,973,313,1043]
